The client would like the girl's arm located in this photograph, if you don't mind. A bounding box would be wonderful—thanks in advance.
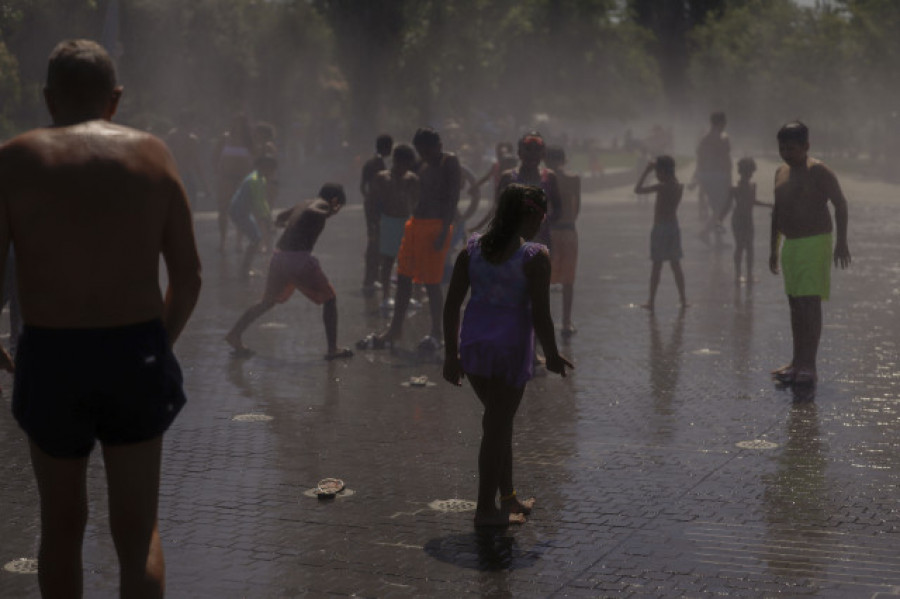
[442,250,471,385]
[525,250,573,377]
[751,183,772,207]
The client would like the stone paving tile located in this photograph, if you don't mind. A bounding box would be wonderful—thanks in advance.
[3,166,900,597]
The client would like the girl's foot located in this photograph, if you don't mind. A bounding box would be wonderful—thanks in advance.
[474,510,526,527]
[501,494,536,515]
[793,368,817,385]
[771,364,795,381]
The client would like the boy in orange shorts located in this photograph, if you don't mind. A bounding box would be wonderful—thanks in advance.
[226,183,354,360]
[360,128,461,351]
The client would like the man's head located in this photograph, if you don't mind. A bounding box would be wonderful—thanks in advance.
[412,127,442,163]
[44,39,122,125]
[710,111,727,131]
[517,131,545,168]
[319,182,347,214]
[392,143,416,174]
[376,134,394,157]
[777,121,810,166]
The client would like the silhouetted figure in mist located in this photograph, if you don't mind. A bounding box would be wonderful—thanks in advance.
[472,141,515,199]
[0,39,201,598]
[226,184,353,361]
[476,133,561,251]
[214,113,255,252]
[769,122,851,386]
[367,144,419,309]
[544,145,581,337]
[691,111,732,247]
[634,156,688,311]
[443,184,572,527]
[360,133,393,297]
[721,157,771,285]
[359,127,460,351]
[229,154,277,278]
[166,109,210,207]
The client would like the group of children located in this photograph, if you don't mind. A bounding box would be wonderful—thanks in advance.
[633,118,850,386]
[220,118,850,528]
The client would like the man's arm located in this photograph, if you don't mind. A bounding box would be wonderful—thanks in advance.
[435,155,462,249]
[159,148,202,345]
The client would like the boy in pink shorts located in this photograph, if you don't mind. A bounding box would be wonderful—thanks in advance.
[226,183,354,360]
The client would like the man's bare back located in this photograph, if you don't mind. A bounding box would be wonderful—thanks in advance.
[773,158,844,240]
[0,120,200,332]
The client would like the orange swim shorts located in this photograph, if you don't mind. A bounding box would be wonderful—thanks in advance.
[396,218,452,285]
[263,250,335,305]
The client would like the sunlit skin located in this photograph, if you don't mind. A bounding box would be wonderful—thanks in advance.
[769,136,851,384]
[0,41,201,599]
[634,161,687,311]
[443,200,573,527]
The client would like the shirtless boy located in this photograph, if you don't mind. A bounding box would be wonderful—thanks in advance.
[226,184,354,361]
[0,39,202,597]
[725,157,771,284]
[769,121,850,385]
[360,127,460,351]
[368,144,419,309]
[360,134,393,297]
[634,156,687,311]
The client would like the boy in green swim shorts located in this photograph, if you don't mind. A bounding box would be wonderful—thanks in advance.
[769,121,851,385]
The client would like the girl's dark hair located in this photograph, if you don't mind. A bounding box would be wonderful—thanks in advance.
[480,184,547,263]
[392,143,415,164]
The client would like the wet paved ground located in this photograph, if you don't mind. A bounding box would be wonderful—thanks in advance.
[2,160,900,598]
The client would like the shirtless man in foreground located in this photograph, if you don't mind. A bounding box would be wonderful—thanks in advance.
[0,39,202,597]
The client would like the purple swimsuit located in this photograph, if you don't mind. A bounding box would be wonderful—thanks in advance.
[459,234,547,388]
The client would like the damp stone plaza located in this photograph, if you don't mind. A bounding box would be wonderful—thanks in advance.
[2,161,900,598]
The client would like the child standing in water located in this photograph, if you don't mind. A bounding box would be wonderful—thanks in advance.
[725,157,771,284]
[769,121,850,385]
[443,184,573,527]
[634,156,687,311]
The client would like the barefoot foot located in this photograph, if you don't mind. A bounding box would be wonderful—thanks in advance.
[501,495,536,515]
[474,510,526,527]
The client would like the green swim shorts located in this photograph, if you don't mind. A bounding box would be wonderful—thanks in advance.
[781,233,832,300]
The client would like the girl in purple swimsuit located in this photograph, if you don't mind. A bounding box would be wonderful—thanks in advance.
[443,183,573,527]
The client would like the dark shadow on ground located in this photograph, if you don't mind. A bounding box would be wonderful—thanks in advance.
[423,531,544,571]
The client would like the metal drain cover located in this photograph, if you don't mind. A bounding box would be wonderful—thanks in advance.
[736,439,779,450]
[3,558,37,574]
[429,499,476,512]
[231,413,273,422]
[302,487,355,499]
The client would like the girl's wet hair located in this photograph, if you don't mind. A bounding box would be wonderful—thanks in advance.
[480,184,547,263]
[655,155,676,177]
